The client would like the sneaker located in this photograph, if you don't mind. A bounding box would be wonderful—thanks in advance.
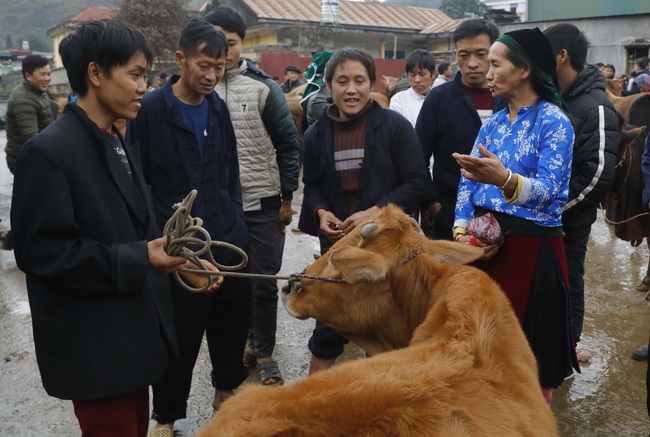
[632,343,648,361]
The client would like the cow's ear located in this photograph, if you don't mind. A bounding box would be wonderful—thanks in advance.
[426,240,484,266]
[328,246,391,283]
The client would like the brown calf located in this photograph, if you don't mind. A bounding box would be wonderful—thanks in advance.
[198,205,557,437]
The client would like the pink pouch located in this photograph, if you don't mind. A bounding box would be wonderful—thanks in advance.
[466,213,504,246]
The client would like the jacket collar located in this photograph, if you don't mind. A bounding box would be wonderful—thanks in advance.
[22,80,46,95]
[65,104,148,225]
[315,100,385,134]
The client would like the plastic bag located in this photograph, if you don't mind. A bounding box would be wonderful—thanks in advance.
[466,213,504,246]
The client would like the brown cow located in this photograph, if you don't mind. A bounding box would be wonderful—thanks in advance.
[604,91,650,290]
[606,78,622,97]
[284,83,308,138]
[198,205,558,437]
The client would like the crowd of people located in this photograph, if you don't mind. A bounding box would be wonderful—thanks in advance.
[1,7,649,436]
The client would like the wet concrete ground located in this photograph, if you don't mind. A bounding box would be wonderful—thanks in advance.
[0,128,648,436]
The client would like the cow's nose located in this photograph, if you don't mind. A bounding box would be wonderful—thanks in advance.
[283,279,303,294]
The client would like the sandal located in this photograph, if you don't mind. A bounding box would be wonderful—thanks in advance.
[243,339,257,367]
[636,275,650,292]
[257,359,284,386]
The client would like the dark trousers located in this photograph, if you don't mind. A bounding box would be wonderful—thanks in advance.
[72,388,149,437]
[152,273,251,424]
[244,208,285,358]
[564,224,591,344]
[4,160,14,248]
[307,236,350,359]
[424,200,454,241]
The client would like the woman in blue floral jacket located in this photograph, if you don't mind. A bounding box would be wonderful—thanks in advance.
[451,28,578,403]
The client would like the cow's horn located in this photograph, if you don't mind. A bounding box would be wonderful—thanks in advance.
[360,222,378,239]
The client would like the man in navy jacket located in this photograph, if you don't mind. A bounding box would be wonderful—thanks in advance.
[127,20,251,435]
[416,19,506,241]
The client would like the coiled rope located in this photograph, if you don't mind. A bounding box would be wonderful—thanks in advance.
[164,190,347,293]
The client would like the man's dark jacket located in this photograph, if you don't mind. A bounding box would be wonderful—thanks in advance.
[561,64,621,230]
[302,100,430,228]
[127,75,248,263]
[11,103,176,400]
[415,73,507,237]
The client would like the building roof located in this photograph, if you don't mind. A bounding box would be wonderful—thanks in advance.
[239,0,451,32]
[70,7,119,22]
[185,0,210,13]
[420,17,467,34]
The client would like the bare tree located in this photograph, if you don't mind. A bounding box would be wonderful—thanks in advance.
[116,0,188,65]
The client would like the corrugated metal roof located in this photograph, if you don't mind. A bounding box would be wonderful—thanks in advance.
[70,7,119,22]
[240,0,451,31]
[420,17,467,34]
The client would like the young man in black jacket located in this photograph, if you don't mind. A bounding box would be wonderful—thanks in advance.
[416,19,506,241]
[544,23,621,362]
[10,20,214,436]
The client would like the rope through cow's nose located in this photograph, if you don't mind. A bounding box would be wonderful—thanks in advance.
[163,190,366,292]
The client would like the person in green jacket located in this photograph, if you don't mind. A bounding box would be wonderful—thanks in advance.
[3,54,55,251]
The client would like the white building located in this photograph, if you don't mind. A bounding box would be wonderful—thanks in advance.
[480,0,527,21]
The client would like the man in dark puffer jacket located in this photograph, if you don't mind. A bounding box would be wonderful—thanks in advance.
[544,24,621,362]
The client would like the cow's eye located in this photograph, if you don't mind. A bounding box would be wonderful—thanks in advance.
[292,281,303,292]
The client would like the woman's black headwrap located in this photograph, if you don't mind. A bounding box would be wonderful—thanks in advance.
[496,28,569,113]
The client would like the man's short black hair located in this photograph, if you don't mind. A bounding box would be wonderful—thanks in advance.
[453,19,499,45]
[59,19,153,97]
[638,57,649,70]
[21,55,49,79]
[543,23,588,72]
[179,18,228,60]
[405,49,435,75]
[285,65,301,74]
[437,62,450,75]
[157,71,168,79]
[204,6,246,40]
[325,47,376,87]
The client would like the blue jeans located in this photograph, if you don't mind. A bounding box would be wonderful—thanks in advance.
[563,225,591,344]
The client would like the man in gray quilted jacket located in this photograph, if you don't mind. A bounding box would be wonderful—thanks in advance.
[206,7,300,386]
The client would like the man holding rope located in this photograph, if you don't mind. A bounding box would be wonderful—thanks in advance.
[126,19,251,437]
[10,20,219,436]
